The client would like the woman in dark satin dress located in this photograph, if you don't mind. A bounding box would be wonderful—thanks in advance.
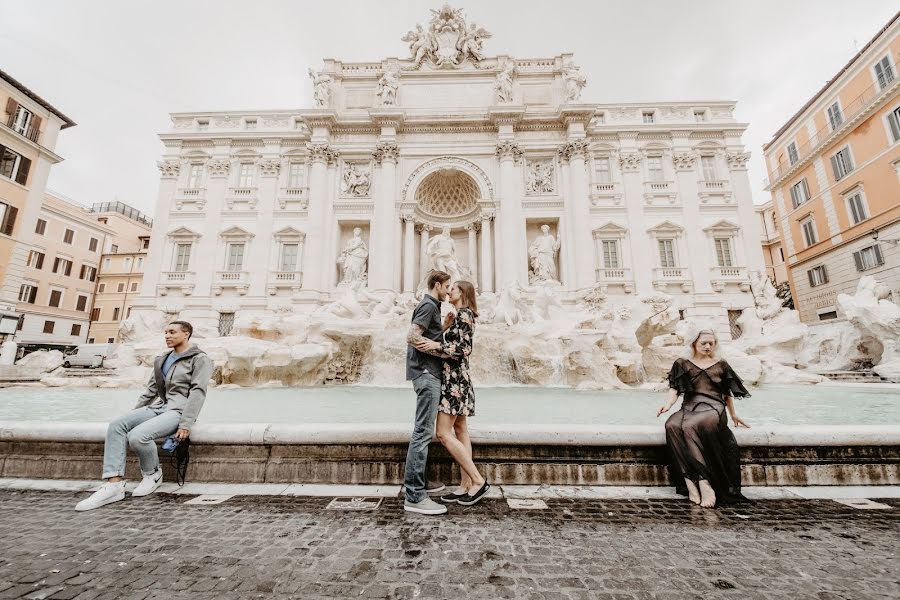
[657,328,751,508]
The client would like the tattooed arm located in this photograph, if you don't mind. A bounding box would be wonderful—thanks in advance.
[407,323,449,358]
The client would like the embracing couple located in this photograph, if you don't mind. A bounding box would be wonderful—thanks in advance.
[403,270,489,515]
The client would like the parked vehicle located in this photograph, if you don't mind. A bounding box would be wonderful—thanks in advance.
[63,344,115,369]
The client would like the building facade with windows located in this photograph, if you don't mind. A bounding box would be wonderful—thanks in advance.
[15,193,114,347]
[755,200,788,285]
[134,6,764,339]
[87,202,152,343]
[763,11,900,323]
[0,70,75,342]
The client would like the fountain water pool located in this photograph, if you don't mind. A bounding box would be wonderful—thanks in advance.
[1,384,898,427]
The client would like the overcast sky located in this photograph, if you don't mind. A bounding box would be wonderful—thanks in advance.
[2,0,897,215]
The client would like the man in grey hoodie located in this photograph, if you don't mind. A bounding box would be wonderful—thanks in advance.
[75,321,213,511]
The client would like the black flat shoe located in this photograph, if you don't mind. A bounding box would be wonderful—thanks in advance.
[458,482,490,506]
[440,490,467,504]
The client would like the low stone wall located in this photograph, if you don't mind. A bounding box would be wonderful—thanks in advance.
[1,422,898,486]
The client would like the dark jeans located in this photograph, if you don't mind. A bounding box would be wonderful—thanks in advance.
[403,371,440,503]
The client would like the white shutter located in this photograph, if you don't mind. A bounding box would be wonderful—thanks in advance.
[873,244,884,266]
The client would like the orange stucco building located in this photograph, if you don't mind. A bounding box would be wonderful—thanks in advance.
[763,11,900,323]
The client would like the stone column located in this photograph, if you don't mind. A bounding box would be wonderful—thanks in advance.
[192,156,230,298]
[302,144,336,294]
[564,140,594,290]
[674,151,712,294]
[466,223,478,286]
[135,159,180,300]
[558,156,574,287]
[618,148,652,295]
[249,157,280,297]
[418,224,432,283]
[479,211,494,292]
[402,213,416,293]
[727,151,764,269]
[371,142,400,293]
[496,141,524,286]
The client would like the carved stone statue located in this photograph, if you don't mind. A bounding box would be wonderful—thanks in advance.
[492,281,528,326]
[337,228,369,284]
[341,163,371,197]
[528,224,561,284]
[377,67,399,106]
[526,161,555,194]
[563,65,586,102]
[459,22,491,62]
[308,68,332,107]
[321,280,368,320]
[401,24,434,66]
[401,5,491,68]
[495,60,515,103]
[425,226,464,282]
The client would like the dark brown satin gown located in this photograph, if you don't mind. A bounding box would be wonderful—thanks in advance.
[665,358,751,505]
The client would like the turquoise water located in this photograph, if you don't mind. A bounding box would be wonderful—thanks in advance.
[0,384,898,427]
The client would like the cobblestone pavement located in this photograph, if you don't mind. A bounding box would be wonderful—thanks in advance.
[0,490,897,600]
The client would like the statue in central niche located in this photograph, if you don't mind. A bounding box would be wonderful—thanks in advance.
[337,227,369,284]
[425,226,464,282]
[528,224,561,284]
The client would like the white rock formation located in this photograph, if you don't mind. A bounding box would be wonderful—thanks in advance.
[16,350,65,373]
[836,276,900,379]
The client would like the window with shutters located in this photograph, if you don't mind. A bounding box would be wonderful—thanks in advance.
[136,257,144,269]
[789,178,810,209]
[830,146,854,181]
[35,219,46,235]
[0,201,18,236]
[174,243,191,272]
[76,295,88,312]
[70,324,81,336]
[53,257,73,276]
[26,250,44,269]
[778,247,785,261]
[124,257,132,272]
[0,144,30,185]
[714,238,734,267]
[826,102,843,130]
[11,105,33,136]
[874,55,895,90]
[238,163,255,187]
[127,306,132,318]
[658,239,676,268]
[786,141,799,165]
[42,320,55,334]
[90,308,101,321]
[288,162,304,188]
[111,244,118,253]
[853,244,884,271]
[226,243,245,272]
[801,218,818,247]
[107,337,115,343]
[89,237,98,252]
[280,243,299,271]
[117,283,125,293]
[647,156,664,181]
[131,282,138,292]
[18,284,37,303]
[602,239,621,269]
[103,258,111,271]
[48,289,62,308]
[594,157,611,183]
[642,111,655,123]
[187,163,204,188]
[887,105,900,144]
[79,265,97,281]
[701,155,718,181]
[113,307,120,320]
[63,228,74,244]
[845,191,869,225]
[807,265,828,287]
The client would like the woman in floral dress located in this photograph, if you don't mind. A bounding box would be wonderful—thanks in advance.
[416,280,490,507]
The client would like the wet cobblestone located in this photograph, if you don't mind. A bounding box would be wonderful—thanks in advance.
[0,490,897,599]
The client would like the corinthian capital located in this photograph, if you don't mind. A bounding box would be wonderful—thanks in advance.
[557,139,590,162]
[157,160,180,179]
[258,158,281,177]
[726,151,751,170]
[618,152,642,172]
[672,152,698,171]
[495,140,523,162]
[373,141,400,164]
[307,143,339,165]
[206,158,231,178]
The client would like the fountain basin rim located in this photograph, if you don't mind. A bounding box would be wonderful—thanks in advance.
[1,421,899,447]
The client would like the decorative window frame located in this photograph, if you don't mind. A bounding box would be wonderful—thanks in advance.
[703,219,742,267]
[799,215,819,248]
[882,99,900,145]
[646,220,684,268]
[842,185,870,226]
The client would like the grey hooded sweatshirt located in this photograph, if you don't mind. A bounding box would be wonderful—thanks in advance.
[134,345,214,431]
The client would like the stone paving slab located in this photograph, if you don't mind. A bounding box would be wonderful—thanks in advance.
[0,489,897,599]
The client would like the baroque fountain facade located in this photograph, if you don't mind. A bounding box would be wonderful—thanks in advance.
[36,5,895,389]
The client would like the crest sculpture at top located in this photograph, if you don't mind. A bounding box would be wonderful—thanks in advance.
[401,4,491,68]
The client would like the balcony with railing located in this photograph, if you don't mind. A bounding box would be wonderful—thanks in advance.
[267,271,304,295]
[175,187,206,210]
[766,59,898,188]
[213,271,250,295]
[158,271,195,296]
[709,265,750,292]
[589,181,623,206]
[643,180,678,206]
[652,267,692,293]
[3,115,40,144]
[698,179,733,203]
[277,186,309,210]
[226,186,258,209]
[595,267,634,293]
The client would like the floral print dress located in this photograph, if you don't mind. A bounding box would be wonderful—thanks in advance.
[439,307,476,416]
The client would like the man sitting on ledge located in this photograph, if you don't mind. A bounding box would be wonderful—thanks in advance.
[75,320,213,511]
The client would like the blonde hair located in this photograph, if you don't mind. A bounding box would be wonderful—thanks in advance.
[681,325,720,360]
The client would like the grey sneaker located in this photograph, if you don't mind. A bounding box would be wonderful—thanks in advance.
[404,497,448,515]
[426,480,446,494]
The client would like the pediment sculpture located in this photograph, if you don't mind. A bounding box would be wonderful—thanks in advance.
[401,4,491,68]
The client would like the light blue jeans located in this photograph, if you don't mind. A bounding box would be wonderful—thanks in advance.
[403,371,441,503]
[101,406,181,479]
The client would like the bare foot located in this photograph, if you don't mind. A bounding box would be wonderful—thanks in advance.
[698,480,716,508]
[684,478,701,505]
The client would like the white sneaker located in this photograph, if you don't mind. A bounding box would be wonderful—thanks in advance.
[75,481,125,511]
[132,468,163,497]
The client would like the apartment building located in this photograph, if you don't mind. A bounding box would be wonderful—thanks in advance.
[755,200,788,285]
[88,202,152,343]
[0,69,75,342]
[763,11,900,323]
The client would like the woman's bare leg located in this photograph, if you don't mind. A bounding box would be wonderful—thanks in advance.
[454,416,474,491]
[684,478,701,505]
[436,413,484,492]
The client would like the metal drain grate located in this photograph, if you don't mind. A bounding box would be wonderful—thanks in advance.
[833,498,892,510]
[184,494,234,505]
[326,497,383,511]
